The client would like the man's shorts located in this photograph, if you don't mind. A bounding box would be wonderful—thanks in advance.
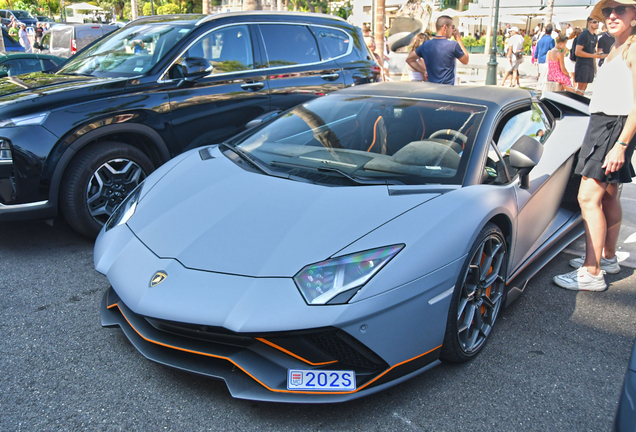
[575,63,595,83]
[509,57,523,71]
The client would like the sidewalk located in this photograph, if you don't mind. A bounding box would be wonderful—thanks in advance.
[457,53,595,95]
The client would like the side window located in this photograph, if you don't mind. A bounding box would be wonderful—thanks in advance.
[260,24,320,67]
[40,32,51,50]
[4,31,20,48]
[41,59,58,71]
[76,27,104,50]
[186,24,254,74]
[0,11,6,19]
[495,107,549,178]
[312,26,350,60]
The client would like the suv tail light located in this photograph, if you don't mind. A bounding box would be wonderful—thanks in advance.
[71,39,76,55]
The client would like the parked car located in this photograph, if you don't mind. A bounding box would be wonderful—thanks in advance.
[0,13,380,237]
[35,23,117,58]
[96,83,588,402]
[0,9,37,28]
[1,27,24,52]
[0,52,63,76]
[35,16,55,24]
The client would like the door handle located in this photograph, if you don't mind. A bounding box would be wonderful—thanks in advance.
[241,82,265,91]
[321,73,340,81]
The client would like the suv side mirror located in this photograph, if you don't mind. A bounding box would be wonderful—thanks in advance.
[33,41,41,50]
[182,57,212,79]
[509,135,543,189]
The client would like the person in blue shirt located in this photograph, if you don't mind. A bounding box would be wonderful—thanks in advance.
[405,15,469,85]
[536,24,556,79]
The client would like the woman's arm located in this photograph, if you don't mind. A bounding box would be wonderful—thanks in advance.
[558,52,569,75]
[602,44,636,174]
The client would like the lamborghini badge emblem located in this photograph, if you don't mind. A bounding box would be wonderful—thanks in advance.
[150,271,168,287]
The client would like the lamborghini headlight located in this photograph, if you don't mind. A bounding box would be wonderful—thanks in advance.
[294,244,404,305]
[103,182,143,232]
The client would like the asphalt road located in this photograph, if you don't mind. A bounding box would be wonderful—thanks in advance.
[1,214,635,431]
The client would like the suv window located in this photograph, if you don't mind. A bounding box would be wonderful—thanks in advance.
[3,29,20,48]
[312,26,350,60]
[76,27,105,50]
[58,22,194,77]
[0,58,44,76]
[40,31,51,49]
[495,105,549,178]
[52,27,72,50]
[185,24,254,74]
[0,11,6,19]
[259,24,320,67]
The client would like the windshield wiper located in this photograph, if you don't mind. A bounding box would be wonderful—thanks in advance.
[220,144,288,179]
[270,160,403,186]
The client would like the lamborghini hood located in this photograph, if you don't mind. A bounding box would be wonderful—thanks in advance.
[127,147,440,277]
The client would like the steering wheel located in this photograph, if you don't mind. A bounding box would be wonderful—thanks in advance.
[429,129,468,146]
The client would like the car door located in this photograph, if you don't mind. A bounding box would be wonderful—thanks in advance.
[256,23,345,112]
[166,23,270,153]
[493,103,567,270]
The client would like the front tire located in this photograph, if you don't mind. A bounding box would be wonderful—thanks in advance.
[60,141,154,238]
[441,223,507,363]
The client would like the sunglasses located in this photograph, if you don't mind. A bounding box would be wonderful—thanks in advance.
[602,5,635,17]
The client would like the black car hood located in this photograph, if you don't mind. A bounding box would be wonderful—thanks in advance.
[0,73,128,117]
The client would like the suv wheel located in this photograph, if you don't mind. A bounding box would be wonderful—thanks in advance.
[60,141,154,238]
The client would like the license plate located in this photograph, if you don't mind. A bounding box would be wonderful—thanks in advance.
[287,369,356,391]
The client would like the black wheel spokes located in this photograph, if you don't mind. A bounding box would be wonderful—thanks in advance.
[457,235,506,354]
[86,159,145,225]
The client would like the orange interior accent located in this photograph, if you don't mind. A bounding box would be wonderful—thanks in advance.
[418,110,426,140]
[110,302,441,396]
[366,116,382,152]
[256,337,338,366]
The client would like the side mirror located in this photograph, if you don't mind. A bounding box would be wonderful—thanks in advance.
[182,57,212,80]
[32,41,41,50]
[509,135,543,189]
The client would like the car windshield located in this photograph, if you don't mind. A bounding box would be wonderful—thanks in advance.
[57,22,194,77]
[233,95,486,186]
[12,10,33,19]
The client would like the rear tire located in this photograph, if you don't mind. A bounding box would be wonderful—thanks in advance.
[441,222,507,363]
[60,141,154,238]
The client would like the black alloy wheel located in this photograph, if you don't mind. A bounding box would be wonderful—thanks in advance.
[60,141,154,238]
[441,222,507,363]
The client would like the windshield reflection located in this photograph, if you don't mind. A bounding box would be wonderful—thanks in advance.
[235,95,487,186]
[58,23,194,77]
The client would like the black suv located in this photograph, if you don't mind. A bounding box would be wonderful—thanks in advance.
[0,12,379,237]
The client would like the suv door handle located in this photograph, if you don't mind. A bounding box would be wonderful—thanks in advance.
[321,73,340,81]
[240,82,265,91]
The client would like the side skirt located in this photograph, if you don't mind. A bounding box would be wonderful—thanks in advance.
[504,212,584,307]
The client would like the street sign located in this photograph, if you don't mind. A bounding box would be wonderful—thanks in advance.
[26,27,34,35]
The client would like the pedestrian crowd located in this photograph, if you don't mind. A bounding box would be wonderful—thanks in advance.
[6,17,51,53]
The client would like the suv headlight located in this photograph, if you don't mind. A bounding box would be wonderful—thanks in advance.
[294,244,404,305]
[0,112,49,128]
[103,183,143,232]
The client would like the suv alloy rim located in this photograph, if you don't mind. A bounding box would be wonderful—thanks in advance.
[86,158,146,225]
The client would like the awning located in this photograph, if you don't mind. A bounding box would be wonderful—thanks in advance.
[67,2,103,11]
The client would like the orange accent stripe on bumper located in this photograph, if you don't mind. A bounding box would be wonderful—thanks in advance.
[112,303,441,395]
[255,337,338,366]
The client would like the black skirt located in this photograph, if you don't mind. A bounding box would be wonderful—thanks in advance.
[575,113,636,183]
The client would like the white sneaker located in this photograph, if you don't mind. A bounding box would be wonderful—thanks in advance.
[569,255,620,274]
[553,267,607,291]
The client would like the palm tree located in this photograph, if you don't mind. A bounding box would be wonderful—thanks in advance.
[243,0,262,10]
[544,0,554,31]
[131,0,138,19]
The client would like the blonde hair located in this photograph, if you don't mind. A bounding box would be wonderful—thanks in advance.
[623,27,636,59]
[409,33,429,52]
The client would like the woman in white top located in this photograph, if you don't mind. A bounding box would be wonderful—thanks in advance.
[405,33,429,81]
[554,0,636,291]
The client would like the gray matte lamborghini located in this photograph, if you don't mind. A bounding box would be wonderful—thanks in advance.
[96,82,591,403]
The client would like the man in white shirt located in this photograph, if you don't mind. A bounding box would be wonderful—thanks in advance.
[500,27,525,87]
[566,23,573,37]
